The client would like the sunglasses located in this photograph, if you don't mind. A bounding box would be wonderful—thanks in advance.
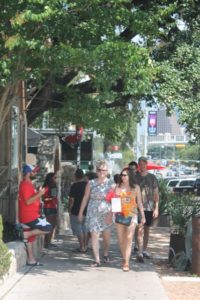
[121,174,128,177]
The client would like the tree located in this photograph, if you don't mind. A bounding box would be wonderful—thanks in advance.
[153,0,200,141]
[179,144,200,161]
[0,1,199,141]
[0,0,155,140]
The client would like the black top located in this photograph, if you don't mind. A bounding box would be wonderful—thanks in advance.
[69,181,87,215]
[85,171,98,180]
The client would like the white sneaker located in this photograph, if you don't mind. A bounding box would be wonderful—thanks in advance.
[143,251,151,259]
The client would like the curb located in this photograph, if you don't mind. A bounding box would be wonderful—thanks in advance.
[0,237,43,298]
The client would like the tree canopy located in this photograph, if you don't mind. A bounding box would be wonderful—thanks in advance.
[154,0,200,140]
[0,0,199,141]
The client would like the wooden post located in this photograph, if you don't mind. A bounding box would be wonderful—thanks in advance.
[191,215,200,276]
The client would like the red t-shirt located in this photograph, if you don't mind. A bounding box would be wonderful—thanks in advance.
[18,180,40,223]
[43,186,58,209]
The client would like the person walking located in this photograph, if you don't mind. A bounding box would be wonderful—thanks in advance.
[113,173,121,184]
[135,157,159,259]
[128,160,143,258]
[78,161,114,267]
[42,172,58,248]
[128,161,138,174]
[111,167,145,271]
[85,164,98,181]
[18,164,52,266]
[68,168,88,252]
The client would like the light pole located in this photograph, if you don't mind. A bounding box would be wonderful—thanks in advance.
[76,141,81,168]
[160,145,164,159]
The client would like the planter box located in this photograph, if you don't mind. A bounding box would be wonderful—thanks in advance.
[168,233,185,263]
[191,216,200,276]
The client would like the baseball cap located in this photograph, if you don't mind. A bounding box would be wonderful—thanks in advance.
[138,156,148,163]
[75,168,84,178]
[22,164,39,175]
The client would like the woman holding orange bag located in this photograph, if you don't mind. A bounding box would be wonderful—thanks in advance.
[112,167,145,272]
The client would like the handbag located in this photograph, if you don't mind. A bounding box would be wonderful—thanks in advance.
[115,213,132,226]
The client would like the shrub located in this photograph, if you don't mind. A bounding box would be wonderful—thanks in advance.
[0,215,11,278]
[166,194,200,236]
[158,179,171,215]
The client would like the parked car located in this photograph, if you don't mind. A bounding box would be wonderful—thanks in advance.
[194,178,200,196]
[173,178,196,194]
[166,178,181,192]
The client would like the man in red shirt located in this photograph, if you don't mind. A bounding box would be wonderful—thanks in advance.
[18,164,52,266]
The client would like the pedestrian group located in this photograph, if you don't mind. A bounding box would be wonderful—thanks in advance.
[18,157,159,271]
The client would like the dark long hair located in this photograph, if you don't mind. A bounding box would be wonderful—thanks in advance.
[43,172,56,188]
[119,167,136,189]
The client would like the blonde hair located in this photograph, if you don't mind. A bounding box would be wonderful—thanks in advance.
[96,160,108,170]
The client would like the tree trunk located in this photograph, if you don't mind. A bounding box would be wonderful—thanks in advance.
[0,82,21,131]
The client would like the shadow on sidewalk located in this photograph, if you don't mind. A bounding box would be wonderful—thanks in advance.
[26,226,171,276]
[148,227,171,261]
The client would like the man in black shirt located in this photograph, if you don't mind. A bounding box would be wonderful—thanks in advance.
[69,169,88,252]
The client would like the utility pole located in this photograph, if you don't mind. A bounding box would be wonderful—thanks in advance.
[144,107,148,156]
[76,141,81,168]
[136,123,141,160]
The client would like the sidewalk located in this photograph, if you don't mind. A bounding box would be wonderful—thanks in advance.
[148,226,171,261]
[0,226,169,300]
[148,227,200,300]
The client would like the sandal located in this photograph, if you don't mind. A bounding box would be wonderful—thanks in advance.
[90,261,101,267]
[26,261,43,267]
[72,248,86,253]
[103,255,109,263]
[121,259,125,268]
[137,254,144,263]
[122,264,130,272]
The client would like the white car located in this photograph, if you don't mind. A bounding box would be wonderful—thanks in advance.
[166,179,181,192]
[173,178,196,194]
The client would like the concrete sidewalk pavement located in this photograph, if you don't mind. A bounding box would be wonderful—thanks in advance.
[0,226,169,300]
[148,226,171,261]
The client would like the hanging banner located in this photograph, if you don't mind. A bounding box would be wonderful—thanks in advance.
[148,111,157,136]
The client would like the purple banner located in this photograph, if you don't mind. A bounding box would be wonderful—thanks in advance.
[148,111,157,136]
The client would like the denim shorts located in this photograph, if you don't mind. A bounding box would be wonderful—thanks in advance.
[70,215,88,236]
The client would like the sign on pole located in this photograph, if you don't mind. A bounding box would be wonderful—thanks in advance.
[148,111,157,136]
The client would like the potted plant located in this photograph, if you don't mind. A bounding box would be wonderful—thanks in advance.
[152,179,171,227]
[165,193,200,263]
